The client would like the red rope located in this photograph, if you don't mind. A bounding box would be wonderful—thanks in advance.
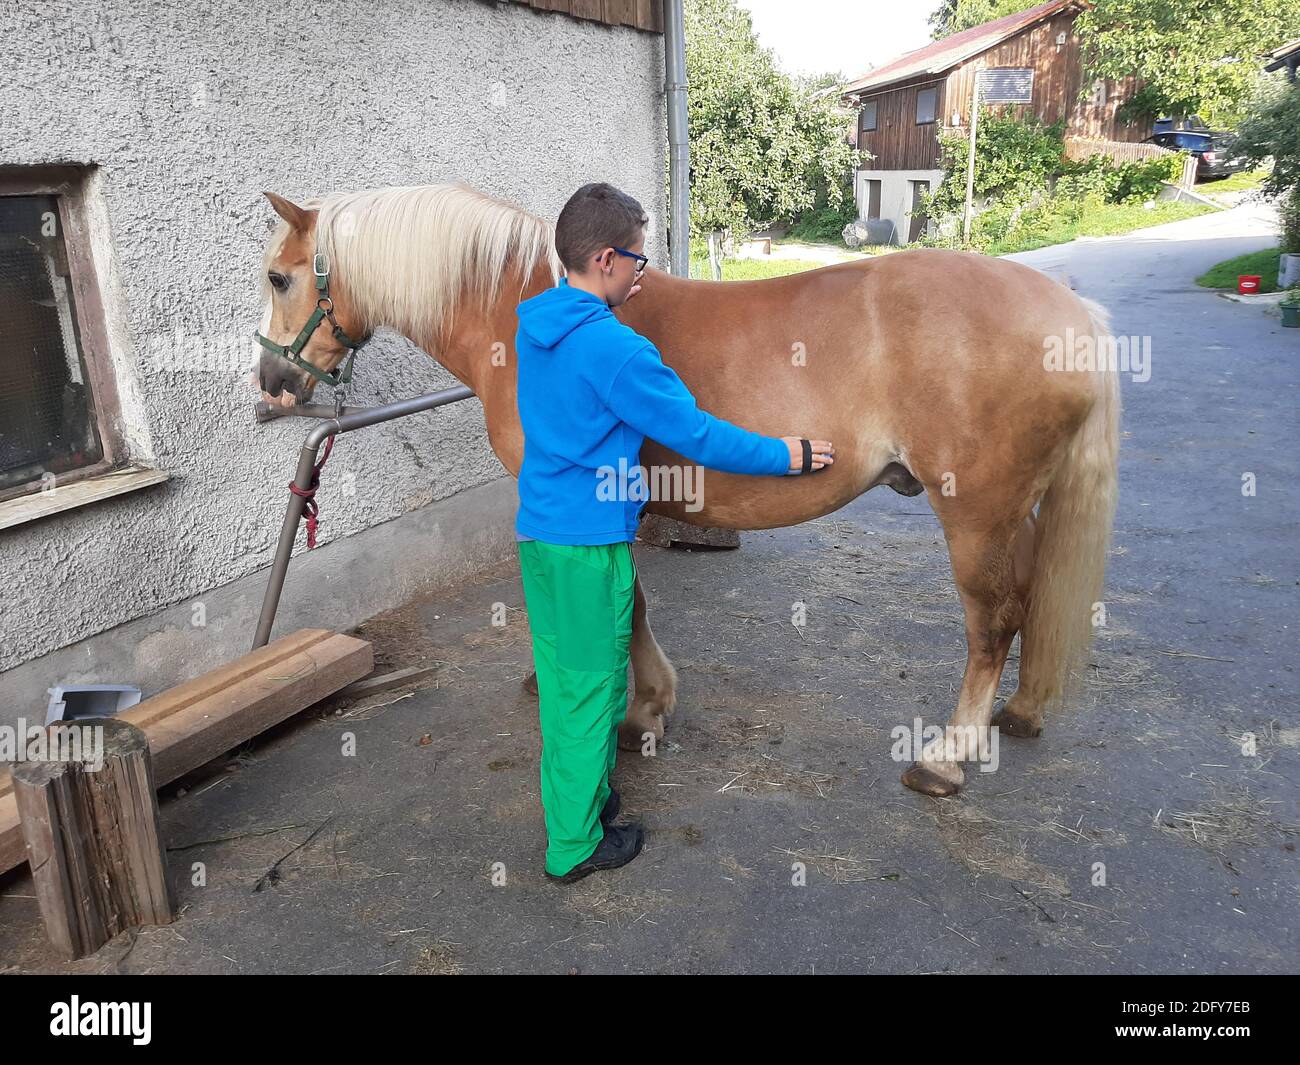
[288,434,335,549]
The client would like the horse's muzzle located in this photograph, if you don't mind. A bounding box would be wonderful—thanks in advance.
[258,352,310,400]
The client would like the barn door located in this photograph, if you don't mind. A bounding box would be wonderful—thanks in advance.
[866,180,881,221]
[908,180,930,243]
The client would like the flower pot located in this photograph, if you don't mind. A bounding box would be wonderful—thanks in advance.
[1282,304,1300,328]
[1280,254,1300,290]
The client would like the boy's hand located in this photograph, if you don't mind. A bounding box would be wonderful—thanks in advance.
[781,438,834,474]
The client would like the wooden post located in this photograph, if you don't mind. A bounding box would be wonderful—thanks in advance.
[962,77,981,246]
[12,717,174,960]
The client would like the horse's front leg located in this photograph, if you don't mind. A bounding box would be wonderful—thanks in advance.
[519,575,678,751]
[618,572,678,750]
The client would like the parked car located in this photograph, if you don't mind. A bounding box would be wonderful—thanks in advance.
[1152,115,1209,135]
[1144,129,1247,180]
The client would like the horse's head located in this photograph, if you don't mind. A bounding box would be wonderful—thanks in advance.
[255,192,368,405]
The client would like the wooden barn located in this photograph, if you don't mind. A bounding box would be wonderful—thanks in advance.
[839,0,1152,243]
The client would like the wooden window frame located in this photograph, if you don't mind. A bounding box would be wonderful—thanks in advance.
[915,87,938,126]
[0,165,131,506]
[860,100,878,134]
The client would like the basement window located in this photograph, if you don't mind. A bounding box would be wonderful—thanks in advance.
[0,167,164,525]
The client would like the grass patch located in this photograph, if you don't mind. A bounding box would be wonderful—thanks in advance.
[1196,247,1281,293]
[983,200,1217,256]
[1197,168,1270,196]
[771,238,898,258]
[688,255,827,280]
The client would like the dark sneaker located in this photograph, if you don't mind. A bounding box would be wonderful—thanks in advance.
[546,824,644,885]
[600,786,621,826]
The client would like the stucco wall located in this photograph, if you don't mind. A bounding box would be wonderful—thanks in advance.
[0,1,666,678]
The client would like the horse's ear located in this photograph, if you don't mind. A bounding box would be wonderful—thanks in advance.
[263,191,311,232]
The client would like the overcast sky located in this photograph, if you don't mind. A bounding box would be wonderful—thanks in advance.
[735,0,934,80]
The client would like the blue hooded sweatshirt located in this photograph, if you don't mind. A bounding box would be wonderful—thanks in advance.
[514,279,790,545]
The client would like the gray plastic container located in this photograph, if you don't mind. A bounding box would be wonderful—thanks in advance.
[45,685,143,725]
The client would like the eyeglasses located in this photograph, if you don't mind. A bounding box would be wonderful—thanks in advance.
[611,247,649,274]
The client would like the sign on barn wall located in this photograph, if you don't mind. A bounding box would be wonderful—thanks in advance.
[977,68,1035,105]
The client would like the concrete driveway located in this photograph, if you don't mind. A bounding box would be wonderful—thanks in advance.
[2,205,1296,974]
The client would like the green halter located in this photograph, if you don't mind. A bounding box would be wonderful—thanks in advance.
[255,253,368,387]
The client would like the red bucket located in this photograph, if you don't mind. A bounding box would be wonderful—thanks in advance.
[1238,275,1262,295]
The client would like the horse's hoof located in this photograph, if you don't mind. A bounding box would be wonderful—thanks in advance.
[521,672,538,698]
[991,707,1041,738]
[618,717,663,753]
[901,762,962,797]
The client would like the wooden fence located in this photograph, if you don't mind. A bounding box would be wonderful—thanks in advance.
[1064,136,1199,190]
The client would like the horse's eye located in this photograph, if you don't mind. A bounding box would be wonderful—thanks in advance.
[268,271,289,292]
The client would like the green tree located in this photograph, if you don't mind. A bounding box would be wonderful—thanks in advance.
[1232,76,1300,252]
[929,0,1029,40]
[1076,0,1300,126]
[685,0,859,240]
[1233,78,1300,198]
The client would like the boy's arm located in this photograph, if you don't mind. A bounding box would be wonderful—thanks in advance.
[602,342,790,476]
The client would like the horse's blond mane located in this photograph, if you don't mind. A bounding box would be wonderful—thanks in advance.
[311,183,561,340]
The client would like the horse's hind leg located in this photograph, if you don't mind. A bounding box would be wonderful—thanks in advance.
[520,576,678,752]
[992,516,1046,738]
[618,573,678,750]
[902,514,1029,796]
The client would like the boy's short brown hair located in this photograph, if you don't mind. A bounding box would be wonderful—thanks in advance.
[555,183,648,272]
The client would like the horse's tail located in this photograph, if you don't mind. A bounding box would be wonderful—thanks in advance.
[1019,296,1121,710]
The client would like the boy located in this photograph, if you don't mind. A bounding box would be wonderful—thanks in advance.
[515,182,834,884]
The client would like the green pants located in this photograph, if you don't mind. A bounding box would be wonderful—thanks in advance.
[518,540,637,876]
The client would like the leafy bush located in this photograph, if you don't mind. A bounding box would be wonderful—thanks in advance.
[1113,155,1185,202]
[787,202,859,244]
[1280,188,1300,255]
[927,111,1065,221]
[1058,153,1184,205]
[1055,157,1124,202]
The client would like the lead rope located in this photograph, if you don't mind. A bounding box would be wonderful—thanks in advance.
[289,434,336,549]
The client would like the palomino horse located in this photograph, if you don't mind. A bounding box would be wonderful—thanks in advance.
[255,184,1119,796]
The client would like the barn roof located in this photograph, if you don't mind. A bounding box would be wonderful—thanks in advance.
[840,0,1078,99]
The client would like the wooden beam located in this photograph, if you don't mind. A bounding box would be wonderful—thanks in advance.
[509,0,662,31]
[0,629,372,876]
[336,666,439,701]
[603,0,638,27]
[635,0,663,32]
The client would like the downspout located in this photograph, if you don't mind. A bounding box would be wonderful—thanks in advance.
[664,0,690,277]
